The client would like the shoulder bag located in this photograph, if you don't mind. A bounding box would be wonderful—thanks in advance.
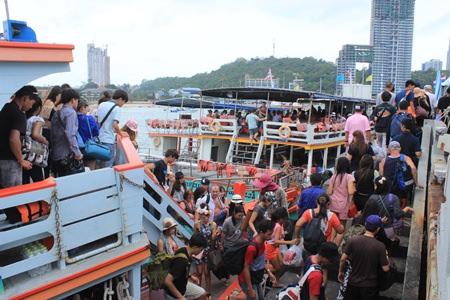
[83,116,111,161]
[415,98,428,118]
[56,110,85,174]
[22,135,49,168]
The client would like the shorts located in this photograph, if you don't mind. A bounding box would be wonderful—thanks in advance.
[250,128,259,135]
[331,210,349,220]
[164,281,205,300]
[265,243,279,260]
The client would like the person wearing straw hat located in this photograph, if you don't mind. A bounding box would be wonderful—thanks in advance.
[253,174,287,218]
[157,217,180,256]
[121,118,139,148]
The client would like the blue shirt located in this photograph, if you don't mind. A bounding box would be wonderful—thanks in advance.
[395,89,414,107]
[297,186,326,217]
[77,114,100,142]
[51,104,82,160]
[246,113,259,130]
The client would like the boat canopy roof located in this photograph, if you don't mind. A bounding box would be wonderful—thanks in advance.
[201,87,375,104]
[155,97,289,110]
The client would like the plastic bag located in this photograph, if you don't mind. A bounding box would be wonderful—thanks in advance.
[282,244,303,267]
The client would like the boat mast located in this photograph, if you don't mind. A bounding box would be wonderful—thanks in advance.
[4,0,10,19]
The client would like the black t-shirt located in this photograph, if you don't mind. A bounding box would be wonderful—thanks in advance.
[0,102,26,160]
[167,247,190,297]
[153,159,167,186]
[348,145,375,172]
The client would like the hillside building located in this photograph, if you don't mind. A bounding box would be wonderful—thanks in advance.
[87,43,110,86]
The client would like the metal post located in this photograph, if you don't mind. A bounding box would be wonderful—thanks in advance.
[4,0,10,19]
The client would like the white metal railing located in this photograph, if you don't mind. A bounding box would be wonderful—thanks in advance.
[199,118,238,136]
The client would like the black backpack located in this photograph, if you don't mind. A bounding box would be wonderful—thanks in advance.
[222,239,259,275]
[303,210,326,254]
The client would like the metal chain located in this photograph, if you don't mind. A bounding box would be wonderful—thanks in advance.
[50,189,63,260]
[119,173,145,192]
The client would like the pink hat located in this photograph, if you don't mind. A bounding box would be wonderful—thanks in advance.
[126,119,139,132]
[253,174,279,190]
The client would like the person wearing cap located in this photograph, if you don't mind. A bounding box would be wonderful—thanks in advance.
[300,242,339,300]
[77,97,99,171]
[0,85,38,187]
[391,118,422,166]
[51,88,84,177]
[344,104,371,145]
[157,217,180,255]
[372,91,397,156]
[379,141,422,207]
[120,119,139,148]
[423,84,437,116]
[338,215,390,300]
[375,81,396,106]
[95,89,129,168]
[145,148,179,187]
[253,174,287,218]
[168,171,187,203]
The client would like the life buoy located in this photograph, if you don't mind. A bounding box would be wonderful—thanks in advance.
[153,136,161,147]
[278,125,291,139]
[209,120,222,133]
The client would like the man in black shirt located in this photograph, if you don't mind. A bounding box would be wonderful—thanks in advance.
[145,148,179,187]
[164,232,208,300]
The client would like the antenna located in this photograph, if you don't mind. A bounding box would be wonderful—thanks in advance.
[4,0,10,20]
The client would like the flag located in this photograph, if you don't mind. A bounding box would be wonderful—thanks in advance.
[365,75,373,82]
[264,69,273,81]
[294,85,300,90]
[435,70,442,99]
[336,74,344,82]
[442,77,450,87]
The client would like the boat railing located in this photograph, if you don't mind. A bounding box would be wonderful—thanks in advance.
[263,121,346,145]
[199,118,237,137]
[0,136,147,281]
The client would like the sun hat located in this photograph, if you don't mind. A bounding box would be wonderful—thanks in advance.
[231,194,244,204]
[388,141,401,150]
[126,119,139,132]
[162,217,178,231]
[253,174,279,190]
[365,215,383,232]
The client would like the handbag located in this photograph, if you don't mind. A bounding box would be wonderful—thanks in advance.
[415,98,428,118]
[60,153,85,174]
[207,249,224,272]
[22,135,49,168]
[83,117,111,161]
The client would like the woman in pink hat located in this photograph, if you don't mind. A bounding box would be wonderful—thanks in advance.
[253,174,288,218]
[121,119,139,148]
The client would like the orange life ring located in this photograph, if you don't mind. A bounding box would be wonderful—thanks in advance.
[153,136,161,147]
[278,124,291,139]
[209,120,222,133]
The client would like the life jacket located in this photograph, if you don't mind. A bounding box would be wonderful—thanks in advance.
[5,200,50,224]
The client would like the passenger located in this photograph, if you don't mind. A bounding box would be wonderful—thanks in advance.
[344,104,371,146]
[120,119,139,149]
[412,87,431,128]
[0,85,38,188]
[193,203,217,296]
[253,174,288,218]
[301,242,339,300]
[180,190,196,220]
[392,118,422,167]
[157,217,181,255]
[228,194,244,217]
[373,91,397,155]
[89,92,110,117]
[168,171,186,203]
[214,185,229,226]
[347,130,375,172]
[423,85,437,116]
[238,219,276,300]
[145,148,179,187]
[77,97,99,171]
[353,154,378,211]
[389,99,417,141]
[23,96,48,184]
[195,180,216,222]
[193,186,207,206]
[394,79,416,111]
[265,207,299,288]
[327,157,355,246]
[95,89,129,168]
[376,81,396,106]
[338,215,390,300]
[51,88,84,178]
[247,191,273,239]
[297,172,325,218]
[246,108,266,143]
[164,232,209,300]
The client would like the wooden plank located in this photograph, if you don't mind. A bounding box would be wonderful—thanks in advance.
[62,210,122,250]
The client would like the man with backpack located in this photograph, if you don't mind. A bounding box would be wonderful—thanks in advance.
[389,99,417,141]
[239,219,275,300]
[372,91,397,155]
[164,232,209,300]
[391,118,422,166]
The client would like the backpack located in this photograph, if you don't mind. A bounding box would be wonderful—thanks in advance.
[222,239,259,275]
[303,210,327,255]
[277,264,322,300]
[392,154,414,192]
[142,248,189,290]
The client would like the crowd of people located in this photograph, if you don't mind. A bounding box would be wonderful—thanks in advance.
[0,85,140,208]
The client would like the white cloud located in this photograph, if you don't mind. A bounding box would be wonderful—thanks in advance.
[1,0,449,87]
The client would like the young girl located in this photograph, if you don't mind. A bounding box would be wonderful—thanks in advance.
[120,119,139,148]
[265,207,299,287]
[194,203,217,296]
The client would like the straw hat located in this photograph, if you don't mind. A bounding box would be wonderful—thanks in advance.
[231,194,243,204]
[162,217,178,231]
[126,119,139,132]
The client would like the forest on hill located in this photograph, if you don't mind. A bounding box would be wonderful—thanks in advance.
[79,56,448,100]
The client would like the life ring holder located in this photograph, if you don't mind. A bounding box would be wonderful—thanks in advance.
[278,125,291,139]
[153,136,161,147]
[209,120,222,133]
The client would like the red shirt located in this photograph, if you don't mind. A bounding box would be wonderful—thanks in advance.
[301,209,340,242]
[238,239,265,282]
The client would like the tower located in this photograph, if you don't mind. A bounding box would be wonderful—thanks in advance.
[87,44,110,86]
[370,0,415,94]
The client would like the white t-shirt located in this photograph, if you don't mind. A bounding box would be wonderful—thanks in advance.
[96,101,121,144]
[196,192,215,222]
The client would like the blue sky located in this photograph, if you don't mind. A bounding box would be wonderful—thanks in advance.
[1,0,449,87]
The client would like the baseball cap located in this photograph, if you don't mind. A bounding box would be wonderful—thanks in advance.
[365,215,383,231]
[388,141,401,150]
[354,104,362,111]
[201,178,210,185]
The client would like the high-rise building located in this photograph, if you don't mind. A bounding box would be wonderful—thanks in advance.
[422,59,442,72]
[370,0,415,95]
[447,37,450,70]
[87,44,110,86]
